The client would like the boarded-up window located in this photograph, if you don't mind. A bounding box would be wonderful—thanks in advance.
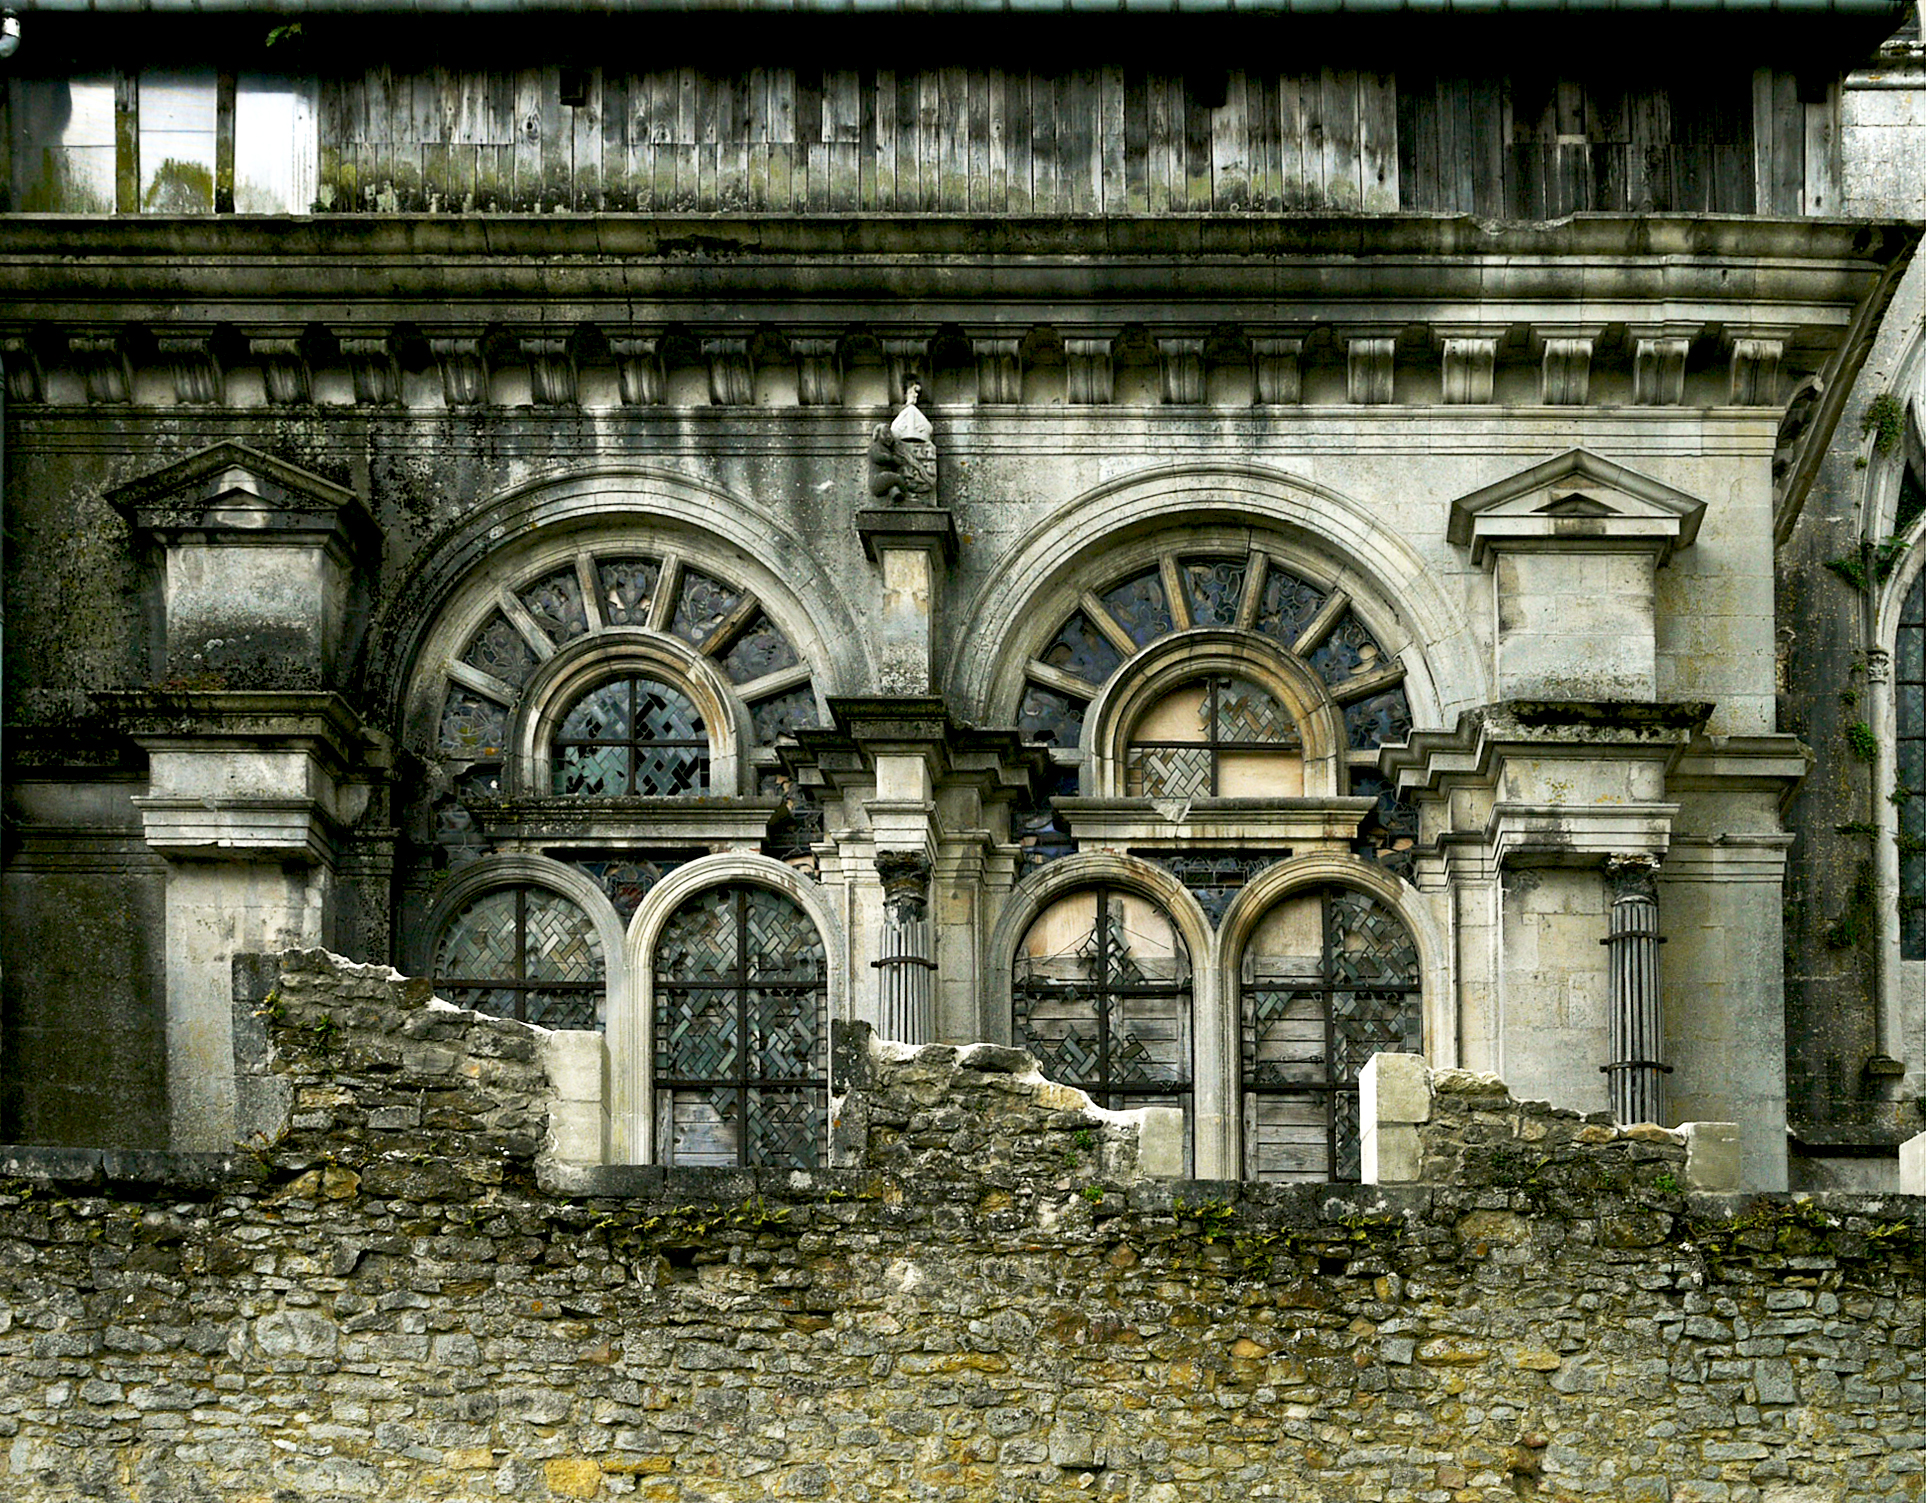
[1125,675,1303,799]
[1013,886,1192,1170]
[652,885,826,1169]
[1242,887,1420,1182]
[10,76,117,213]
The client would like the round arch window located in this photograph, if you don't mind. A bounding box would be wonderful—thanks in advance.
[433,885,605,1029]
[1012,885,1193,1167]
[552,676,709,797]
[1125,674,1303,798]
[652,884,827,1169]
[1241,885,1420,1182]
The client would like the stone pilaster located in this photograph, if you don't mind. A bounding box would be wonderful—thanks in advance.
[1604,854,1667,1127]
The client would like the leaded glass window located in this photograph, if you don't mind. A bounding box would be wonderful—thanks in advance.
[1241,887,1421,1182]
[552,676,708,797]
[1900,566,1924,960]
[434,886,605,1030]
[1013,887,1193,1167]
[653,885,828,1169]
[1125,675,1302,798]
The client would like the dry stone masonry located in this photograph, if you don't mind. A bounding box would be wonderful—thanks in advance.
[0,950,1921,1502]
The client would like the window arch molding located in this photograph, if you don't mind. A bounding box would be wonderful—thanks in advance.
[1082,630,1346,799]
[983,850,1230,1174]
[612,852,848,1166]
[509,629,745,798]
[948,461,1474,728]
[412,852,631,1028]
[1874,465,1926,1074]
[1215,853,1454,1081]
[380,465,865,733]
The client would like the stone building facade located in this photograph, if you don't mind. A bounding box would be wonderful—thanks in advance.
[2,0,1925,1196]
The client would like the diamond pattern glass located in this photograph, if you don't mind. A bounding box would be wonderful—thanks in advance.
[1013,888,1192,1135]
[435,886,605,1030]
[722,613,800,685]
[1181,556,1247,628]
[553,678,708,798]
[1241,886,1420,1183]
[1099,570,1174,647]
[597,557,659,627]
[519,566,591,644]
[461,611,538,689]
[653,885,826,1169]
[671,568,744,646]
[1128,745,1212,799]
[1042,611,1124,686]
[1216,678,1293,743]
[1255,567,1328,648]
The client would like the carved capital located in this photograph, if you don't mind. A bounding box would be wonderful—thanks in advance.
[875,850,933,920]
[520,335,577,406]
[69,331,131,405]
[1632,337,1689,407]
[1540,336,1595,406]
[1730,336,1785,407]
[608,335,662,406]
[1,335,44,403]
[427,334,486,408]
[1065,337,1114,405]
[157,331,222,406]
[244,333,310,407]
[703,336,752,406]
[337,333,399,406]
[976,337,1021,405]
[1159,336,1205,405]
[1251,335,1303,406]
[792,337,843,407]
[1606,852,1661,902]
[1440,335,1497,405]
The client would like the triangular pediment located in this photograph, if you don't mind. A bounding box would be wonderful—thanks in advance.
[107,442,368,543]
[1446,448,1706,565]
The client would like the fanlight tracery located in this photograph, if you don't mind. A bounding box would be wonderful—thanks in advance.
[652,884,828,1169]
[1012,887,1194,1167]
[1018,550,1413,765]
[1241,886,1421,1182]
[435,550,819,784]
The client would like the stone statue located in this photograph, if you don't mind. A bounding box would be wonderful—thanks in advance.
[867,379,938,506]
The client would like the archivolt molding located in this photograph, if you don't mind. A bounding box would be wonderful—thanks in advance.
[382,464,865,731]
[612,852,848,1166]
[950,461,1478,729]
[412,851,631,1013]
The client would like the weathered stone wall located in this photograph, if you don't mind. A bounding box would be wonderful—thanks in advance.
[1,949,1923,1502]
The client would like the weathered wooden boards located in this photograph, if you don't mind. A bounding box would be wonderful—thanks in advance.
[311,64,1832,218]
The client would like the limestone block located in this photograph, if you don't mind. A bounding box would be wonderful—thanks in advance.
[1678,1122,1741,1192]
[545,1100,606,1166]
[542,1029,608,1105]
[1360,1051,1432,1126]
[1902,1131,1926,1196]
[1361,1123,1422,1184]
[1134,1107,1186,1179]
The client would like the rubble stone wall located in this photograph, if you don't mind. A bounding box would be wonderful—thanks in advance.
[0,949,1922,1503]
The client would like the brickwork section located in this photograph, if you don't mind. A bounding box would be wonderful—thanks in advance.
[0,949,1922,1502]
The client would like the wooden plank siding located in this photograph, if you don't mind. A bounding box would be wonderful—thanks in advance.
[310,64,1817,218]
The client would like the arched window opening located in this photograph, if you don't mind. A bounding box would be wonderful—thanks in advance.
[1125,674,1303,798]
[1013,887,1193,1167]
[1241,886,1420,1182]
[652,885,827,1169]
[1900,565,1924,960]
[434,886,605,1029]
[552,675,709,797]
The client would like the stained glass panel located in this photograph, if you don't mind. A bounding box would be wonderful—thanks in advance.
[1344,687,1413,749]
[1018,682,1085,748]
[1042,611,1125,686]
[1180,556,1247,628]
[519,566,591,644]
[524,890,605,982]
[671,568,745,646]
[439,691,508,759]
[597,557,659,627]
[572,857,684,923]
[460,611,538,689]
[553,678,708,798]
[436,890,520,980]
[1309,612,1387,687]
[1127,745,1212,799]
[722,613,800,685]
[751,685,820,744]
[1254,567,1328,648]
[1216,679,1294,743]
[1099,570,1174,647]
